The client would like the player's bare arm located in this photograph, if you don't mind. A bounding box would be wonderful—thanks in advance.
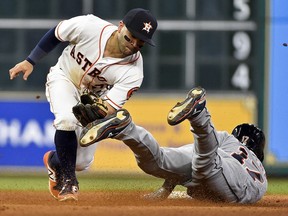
[9,60,34,80]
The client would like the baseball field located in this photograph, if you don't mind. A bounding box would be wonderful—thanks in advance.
[0,171,288,216]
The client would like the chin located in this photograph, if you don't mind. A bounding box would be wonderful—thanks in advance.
[124,48,134,56]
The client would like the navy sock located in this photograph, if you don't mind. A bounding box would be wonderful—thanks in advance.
[50,151,61,170]
[54,130,78,180]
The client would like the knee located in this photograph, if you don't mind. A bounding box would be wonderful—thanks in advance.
[54,114,78,130]
[138,162,161,176]
[75,157,94,171]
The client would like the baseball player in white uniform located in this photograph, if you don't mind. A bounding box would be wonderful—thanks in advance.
[9,8,158,201]
[79,86,267,204]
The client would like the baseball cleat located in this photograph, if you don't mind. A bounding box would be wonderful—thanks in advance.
[43,151,63,200]
[58,179,79,202]
[167,87,206,126]
[80,109,131,147]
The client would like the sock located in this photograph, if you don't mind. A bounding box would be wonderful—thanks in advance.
[54,130,78,180]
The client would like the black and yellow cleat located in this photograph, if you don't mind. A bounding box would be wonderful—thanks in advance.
[167,87,206,126]
[80,109,131,147]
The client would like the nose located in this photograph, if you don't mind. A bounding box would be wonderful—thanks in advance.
[131,41,140,49]
[131,40,143,50]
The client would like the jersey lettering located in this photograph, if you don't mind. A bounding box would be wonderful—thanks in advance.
[91,84,112,93]
[97,76,107,82]
[246,168,263,182]
[69,45,108,84]
[92,84,110,89]
[231,146,263,183]
[82,58,92,71]
[88,67,101,77]
[76,52,84,65]
[70,45,93,72]
[231,146,247,165]
[70,45,76,58]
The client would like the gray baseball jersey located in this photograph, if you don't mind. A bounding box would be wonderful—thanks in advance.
[115,108,267,203]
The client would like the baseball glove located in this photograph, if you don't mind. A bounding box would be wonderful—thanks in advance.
[72,91,108,127]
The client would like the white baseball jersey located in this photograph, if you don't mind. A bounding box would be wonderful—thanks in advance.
[45,15,144,170]
[54,14,144,109]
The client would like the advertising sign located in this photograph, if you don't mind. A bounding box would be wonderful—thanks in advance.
[0,101,55,166]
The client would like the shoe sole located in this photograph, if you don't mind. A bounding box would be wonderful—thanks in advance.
[43,151,60,200]
[58,194,78,202]
[80,109,131,147]
[167,88,206,125]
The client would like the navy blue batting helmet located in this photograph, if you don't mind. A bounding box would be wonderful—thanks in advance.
[231,123,265,162]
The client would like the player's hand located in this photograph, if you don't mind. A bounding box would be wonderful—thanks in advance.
[9,60,33,80]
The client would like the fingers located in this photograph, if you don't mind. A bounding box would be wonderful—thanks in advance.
[9,60,33,80]
[23,71,31,81]
[9,65,20,80]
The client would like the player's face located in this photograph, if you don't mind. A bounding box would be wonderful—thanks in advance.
[118,23,145,56]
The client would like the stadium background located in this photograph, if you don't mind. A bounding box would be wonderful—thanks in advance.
[0,0,287,176]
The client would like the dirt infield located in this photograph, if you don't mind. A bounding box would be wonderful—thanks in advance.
[0,191,288,216]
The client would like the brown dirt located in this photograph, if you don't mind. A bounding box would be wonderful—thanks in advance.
[0,191,287,216]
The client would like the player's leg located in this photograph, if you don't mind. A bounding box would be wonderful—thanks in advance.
[75,127,98,171]
[167,88,215,163]
[120,124,193,182]
[167,87,238,202]
[79,109,195,201]
[79,109,193,183]
[45,67,80,201]
[43,150,63,199]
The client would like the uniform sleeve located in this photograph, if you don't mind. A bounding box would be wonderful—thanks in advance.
[55,16,87,43]
[103,54,144,109]
[104,75,143,109]
[26,26,61,65]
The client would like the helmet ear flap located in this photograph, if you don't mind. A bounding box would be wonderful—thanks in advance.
[232,123,265,162]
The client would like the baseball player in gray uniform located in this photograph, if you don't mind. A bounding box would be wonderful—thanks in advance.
[79,86,267,204]
[9,8,158,201]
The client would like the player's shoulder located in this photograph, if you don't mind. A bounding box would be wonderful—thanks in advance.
[123,64,143,80]
[114,55,144,84]
[64,14,113,27]
[218,131,243,150]
[126,53,143,73]
[84,14,112,25]
[216,131,231,142]
[119,51,143,68]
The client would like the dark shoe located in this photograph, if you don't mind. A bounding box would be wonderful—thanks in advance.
[167,87,206,126]
[58,179,79,202]
[80,109,131,147]
[43,151,63,200]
